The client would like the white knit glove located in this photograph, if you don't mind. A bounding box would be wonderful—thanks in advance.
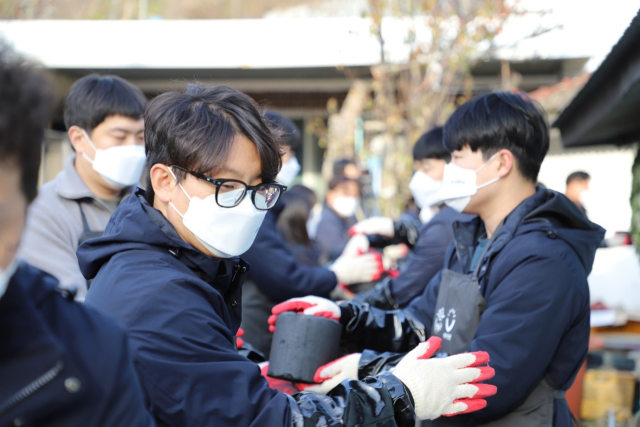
[350,216,395,237]
[330,252,383,285]
[297,353,361,394]
[268,296,341,333]
[393,337,497,420]
[341,234,370,257]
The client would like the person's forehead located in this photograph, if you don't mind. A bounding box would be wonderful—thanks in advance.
[99,115,144,131]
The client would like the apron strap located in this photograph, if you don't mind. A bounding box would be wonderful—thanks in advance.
[553,389,566,399]
[472,221,504,278]
[76,200,92,235]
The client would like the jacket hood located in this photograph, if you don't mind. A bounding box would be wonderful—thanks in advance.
[519,188,605,274]
[77,188,243,283]
[452,187,605,276]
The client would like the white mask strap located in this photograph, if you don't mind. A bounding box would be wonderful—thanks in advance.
[168,166,191,201]
[476,152,502,189]
[475,152,501,173]
[80,129,99,163]
[167,166,191,219]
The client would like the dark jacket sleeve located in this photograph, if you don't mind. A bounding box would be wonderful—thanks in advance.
[289,372,416,427]
[315,210,349,263]
[338,302,427,354]
[96,330,156,427]
[389,222,452,307]
[243,213,337,301]
[116,276,415,427]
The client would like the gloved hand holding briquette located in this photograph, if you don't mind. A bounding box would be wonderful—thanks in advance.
[269,298,497,420]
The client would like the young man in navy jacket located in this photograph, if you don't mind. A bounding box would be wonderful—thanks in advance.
[273,91,604,426]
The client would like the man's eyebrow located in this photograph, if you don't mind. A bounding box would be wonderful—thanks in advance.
[108,127,144,134]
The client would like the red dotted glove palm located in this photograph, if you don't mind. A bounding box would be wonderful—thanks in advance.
[259,362,300,396]
[268,296,340,333]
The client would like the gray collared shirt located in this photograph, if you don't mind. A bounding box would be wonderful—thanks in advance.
[18,157,132,300]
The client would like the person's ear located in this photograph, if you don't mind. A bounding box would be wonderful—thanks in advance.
[150,164,176,204]
[496,149,514,178]
[68,126,89,154]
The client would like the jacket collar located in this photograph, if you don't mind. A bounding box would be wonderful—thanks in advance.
[450,187,549,273]
[55,156,133,208]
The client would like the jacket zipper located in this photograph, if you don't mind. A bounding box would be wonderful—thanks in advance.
[0,360,65,416]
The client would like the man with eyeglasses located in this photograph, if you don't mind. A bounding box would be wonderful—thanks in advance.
[77,84,497,426]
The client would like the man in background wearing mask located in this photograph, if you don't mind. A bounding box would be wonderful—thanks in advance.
[242,111,383,357]
[315,176,361,263]
[0,44,153,427]
[271,92,604,426]
[18,74,147,300]
[565,171,590,217]
[350,126,473,309]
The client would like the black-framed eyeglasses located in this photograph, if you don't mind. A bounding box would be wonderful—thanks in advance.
[171,165,287,210]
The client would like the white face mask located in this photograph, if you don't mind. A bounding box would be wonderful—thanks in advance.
[440,153,501,213]
[82,130,146,190]
[277,156,301,187]
[332,196,358,218]
[408,171,442,209]
[0,257,18,301]
[168,168,267,258]
[579,190,591,208]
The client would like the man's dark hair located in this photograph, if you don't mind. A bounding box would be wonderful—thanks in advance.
[0,44,54,203]
[63,74,147,133]
[328,175,358,191]
[144,84,282,203]
[443,91,549,183]
[566,171,590,186]
[413,126,450,162]
[265,111,301,152]
[277,187,315,246]
[333,158,357,177]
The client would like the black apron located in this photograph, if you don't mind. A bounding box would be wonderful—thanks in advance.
[423,231,564,427]
[77,202,104,291]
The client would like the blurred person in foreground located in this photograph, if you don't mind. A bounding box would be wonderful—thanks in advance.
[565,171,590,217]
[242,112,383,357]
[351,126,473,309]
[77,84,496,426]
[0,45,153,427]
[18,74,147,300]
[271,91,604,426]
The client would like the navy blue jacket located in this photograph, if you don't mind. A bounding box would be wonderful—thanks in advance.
[390,207,472,307]
[0,262,153,427]
[340,188,604,426]
[315,205,356,263]
[79,189,419,427]
[243,200,337,301]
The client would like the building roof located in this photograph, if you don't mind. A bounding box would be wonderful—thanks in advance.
[552,9,640,147]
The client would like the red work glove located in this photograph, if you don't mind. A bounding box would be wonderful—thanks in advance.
[259,362,300,395]
[393,337,497,420]
[236,328,244,349]
[268,296,340,333]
